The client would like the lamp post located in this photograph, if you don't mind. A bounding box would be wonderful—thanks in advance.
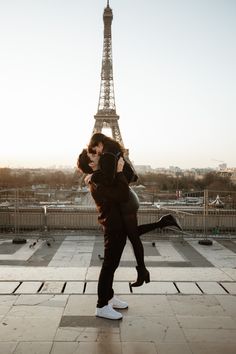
[12,189,26,244]
[198,189,212,245]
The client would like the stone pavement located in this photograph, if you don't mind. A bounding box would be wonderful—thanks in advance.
[0,231,236,353]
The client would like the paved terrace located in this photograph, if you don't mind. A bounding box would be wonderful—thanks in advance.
[0,230,236,354]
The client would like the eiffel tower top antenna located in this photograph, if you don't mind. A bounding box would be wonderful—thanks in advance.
[107,0,109,7]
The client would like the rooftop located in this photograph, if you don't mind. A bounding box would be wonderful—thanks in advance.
[0,231,236,353]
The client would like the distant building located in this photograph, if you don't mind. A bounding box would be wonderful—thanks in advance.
[169,166,181,173]
[229,169,236,185]
[153,167,169,173]
[134,165,152,174]
[218,163,227,170]
[183,170,198,178]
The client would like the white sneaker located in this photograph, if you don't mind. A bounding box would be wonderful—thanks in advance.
[95,304,122,320]
[109,296,128,309]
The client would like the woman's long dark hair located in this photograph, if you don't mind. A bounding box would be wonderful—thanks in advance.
[88,133,125,155]
[77,149,93,174]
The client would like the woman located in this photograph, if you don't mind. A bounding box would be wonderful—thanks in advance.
[88,133,137,184]
[88,133,182,287]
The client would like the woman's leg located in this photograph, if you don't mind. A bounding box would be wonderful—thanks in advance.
[123,213,145,267]
[137,214,182,236]
[137,221,159,236]
[125,213,182,263]
[123,213,150,287]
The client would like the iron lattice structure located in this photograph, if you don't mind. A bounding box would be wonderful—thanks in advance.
[92,0,125,147]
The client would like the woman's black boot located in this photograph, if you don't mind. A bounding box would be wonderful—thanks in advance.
[131,266,150,287]
[157,214,182,231]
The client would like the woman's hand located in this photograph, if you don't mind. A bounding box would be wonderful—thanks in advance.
[117,157,125,172]
[84,174,93,185]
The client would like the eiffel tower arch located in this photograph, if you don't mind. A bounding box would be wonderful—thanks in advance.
[92,1,126,151]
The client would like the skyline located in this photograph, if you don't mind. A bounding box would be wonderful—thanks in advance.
[0,0,236,169]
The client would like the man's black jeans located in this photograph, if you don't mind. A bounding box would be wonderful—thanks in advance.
[97,229,127,308]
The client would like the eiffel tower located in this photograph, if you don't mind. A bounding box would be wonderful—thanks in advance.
[92,0,125,149]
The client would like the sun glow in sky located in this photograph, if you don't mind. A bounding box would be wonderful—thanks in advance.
[0,0,236,169]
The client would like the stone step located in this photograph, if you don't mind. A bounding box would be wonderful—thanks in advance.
[0,281,234,295]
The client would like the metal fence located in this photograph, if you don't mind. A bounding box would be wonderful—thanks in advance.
[1,188,236,236]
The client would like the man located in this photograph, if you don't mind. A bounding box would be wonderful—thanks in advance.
[78,149,129,320]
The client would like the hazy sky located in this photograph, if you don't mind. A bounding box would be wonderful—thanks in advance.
[0,0,235,169]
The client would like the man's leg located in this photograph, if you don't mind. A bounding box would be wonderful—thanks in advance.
[96,230,127,318]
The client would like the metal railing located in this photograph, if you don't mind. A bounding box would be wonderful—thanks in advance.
[1,188,236,236]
